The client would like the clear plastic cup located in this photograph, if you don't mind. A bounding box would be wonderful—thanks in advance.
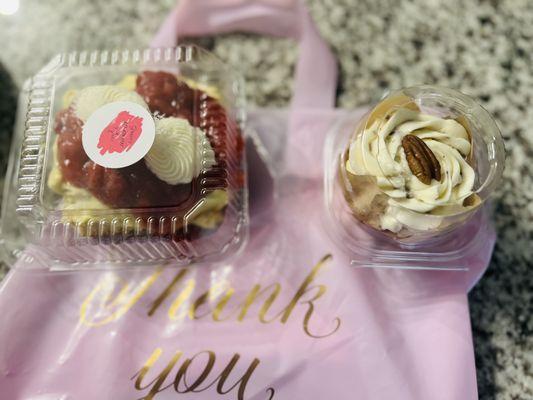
[340,86,504,245]
[0,47,248,269]
[324,86,504,269]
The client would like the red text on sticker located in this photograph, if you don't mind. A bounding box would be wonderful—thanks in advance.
[98,111,144,155]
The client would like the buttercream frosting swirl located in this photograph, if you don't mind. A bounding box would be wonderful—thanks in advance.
[145,117,216,185]
[346,107,476,232]
[73,85,148,121]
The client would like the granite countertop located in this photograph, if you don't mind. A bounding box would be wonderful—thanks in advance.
[0,0,531,399]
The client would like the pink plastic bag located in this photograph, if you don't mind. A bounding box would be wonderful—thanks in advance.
[0,1,494,399]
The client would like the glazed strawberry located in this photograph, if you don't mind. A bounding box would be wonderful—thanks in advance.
[136,71,194,118]
[175,80,195,108]
[54,108,83,136]
[56,132,88,188]
[146,96,179,118]
[136,71,177,98]
[176,109,194,125]
[84,162,130,208]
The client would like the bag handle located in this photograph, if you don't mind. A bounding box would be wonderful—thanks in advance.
[151,0,337,110]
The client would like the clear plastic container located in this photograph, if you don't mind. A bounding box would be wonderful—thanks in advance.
[0,47,248,269]
[324,86,505,269]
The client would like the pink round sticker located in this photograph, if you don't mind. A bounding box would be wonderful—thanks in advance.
[82,101,155,169]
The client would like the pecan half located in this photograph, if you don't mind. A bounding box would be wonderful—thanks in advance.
[402,134,442,185]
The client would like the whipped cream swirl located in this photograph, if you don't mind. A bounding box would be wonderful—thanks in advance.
[346,107,476,232]
[73,85,148,121]
[145,117,216,185]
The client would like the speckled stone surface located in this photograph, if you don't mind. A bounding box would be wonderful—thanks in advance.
[0,1,531,399]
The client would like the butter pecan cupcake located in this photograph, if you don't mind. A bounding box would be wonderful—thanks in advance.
[340,86,505,244]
